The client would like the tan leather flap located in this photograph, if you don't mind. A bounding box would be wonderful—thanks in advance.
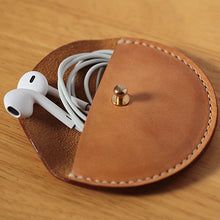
[68,38,216,187]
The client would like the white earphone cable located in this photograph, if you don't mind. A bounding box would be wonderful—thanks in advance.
[57,50,113,132]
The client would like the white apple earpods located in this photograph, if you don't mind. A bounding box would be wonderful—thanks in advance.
[4,50,113,132]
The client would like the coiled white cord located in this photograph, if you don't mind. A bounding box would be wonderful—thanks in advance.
[57,50,113,132]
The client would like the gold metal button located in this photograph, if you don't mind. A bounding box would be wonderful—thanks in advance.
[112,85,130,106]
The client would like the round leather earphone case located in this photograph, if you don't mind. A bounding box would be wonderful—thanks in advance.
[19,38,217,188]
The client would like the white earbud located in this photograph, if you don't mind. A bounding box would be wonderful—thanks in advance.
[17,71,90,111]
[4,89,75,128]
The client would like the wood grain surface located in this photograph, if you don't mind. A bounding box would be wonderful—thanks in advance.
[0,0,219,219]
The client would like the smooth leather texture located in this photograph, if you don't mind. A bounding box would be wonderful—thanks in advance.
[70,38,217,187]
[19,38,217,188]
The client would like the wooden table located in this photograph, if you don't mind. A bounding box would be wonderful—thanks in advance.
[0,0,219,219]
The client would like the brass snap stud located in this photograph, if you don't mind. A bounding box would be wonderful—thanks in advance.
[112,85,130,106]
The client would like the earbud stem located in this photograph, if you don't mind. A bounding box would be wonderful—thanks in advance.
[33,91,75,129]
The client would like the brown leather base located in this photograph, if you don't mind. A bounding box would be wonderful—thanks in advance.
[19,38,217,188]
